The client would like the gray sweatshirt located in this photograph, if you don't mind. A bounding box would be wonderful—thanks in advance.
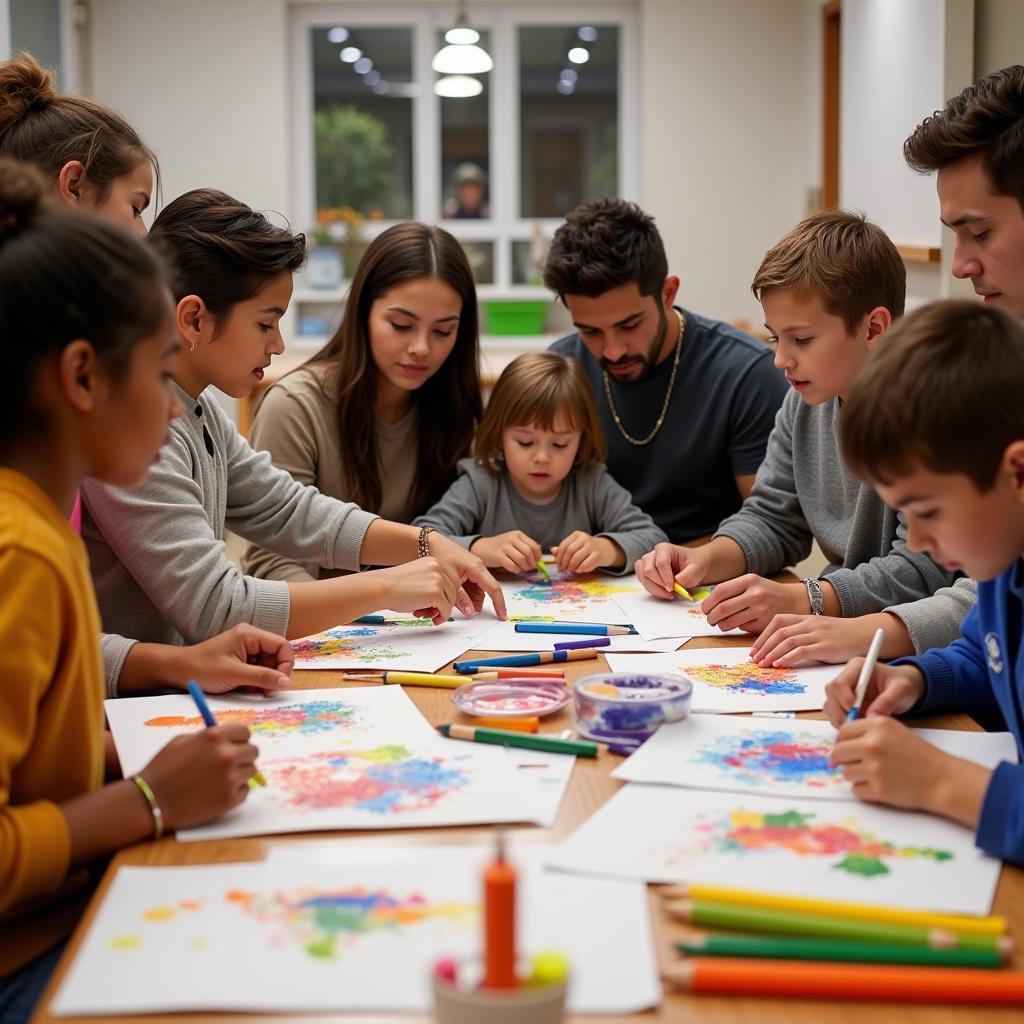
[83,383,379,695]
[714,390,975,652]
[413,458,667,574]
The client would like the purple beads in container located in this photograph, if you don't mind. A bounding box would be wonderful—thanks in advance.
[573,673,693,752]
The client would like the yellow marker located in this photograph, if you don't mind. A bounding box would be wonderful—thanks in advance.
[673,582,694,601]
[536,558,552,584]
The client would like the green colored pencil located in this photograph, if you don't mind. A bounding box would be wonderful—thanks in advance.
[438,723,598,758]
[664,899,1013,955]
[676,934,1004,967]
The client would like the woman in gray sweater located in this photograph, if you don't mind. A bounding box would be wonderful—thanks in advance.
[82,190,504,696]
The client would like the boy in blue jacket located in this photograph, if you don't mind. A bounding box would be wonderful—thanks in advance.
[826,300,1024,864]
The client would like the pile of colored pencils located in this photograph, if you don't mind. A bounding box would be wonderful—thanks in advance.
[659,884,1023,1004]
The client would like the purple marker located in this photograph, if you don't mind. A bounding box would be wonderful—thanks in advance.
[553,636,612,652]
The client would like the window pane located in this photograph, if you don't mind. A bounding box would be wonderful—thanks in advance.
[439,29,491,219]
[311,26,413,219]
[460,241,494,285]
[519,25,619,218]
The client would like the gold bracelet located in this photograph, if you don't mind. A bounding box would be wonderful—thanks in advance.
[130,774,165,840]
[417,526,433,558]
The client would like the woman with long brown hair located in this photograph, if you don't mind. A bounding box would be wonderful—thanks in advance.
[242,222,483,581]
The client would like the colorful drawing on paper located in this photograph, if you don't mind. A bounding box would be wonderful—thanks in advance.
[144,700,362,737]
[512,571,641,613]
[291,627,413,664]
[224,885,478,960]
[695,729,839,789]
[685,660,806,696]
[663,808,954,878]
[265,745,472,814]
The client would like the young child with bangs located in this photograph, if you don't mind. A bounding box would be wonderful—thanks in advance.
[636,211,972,660]
[826,301,1024,864]
[414,351,666,575]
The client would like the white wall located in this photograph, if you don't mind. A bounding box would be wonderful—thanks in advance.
[89,0,291,217]
[639,0,811,326]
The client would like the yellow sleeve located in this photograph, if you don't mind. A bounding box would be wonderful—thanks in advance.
[0,547,72,913]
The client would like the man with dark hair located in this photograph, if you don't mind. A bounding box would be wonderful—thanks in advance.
[544,197,786,543]
[904,64,1024,318]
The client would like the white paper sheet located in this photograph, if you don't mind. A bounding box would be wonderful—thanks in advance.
[545,784,1001,915]
[502,568,647,624]
[610,585,744,640]
[473,618,688,654]
[506,747,576,828]
[105,687,532,839]
[604,647,834,712]
[291,611,494,671]
[613,715,1020,801]
[51,851,660,1017]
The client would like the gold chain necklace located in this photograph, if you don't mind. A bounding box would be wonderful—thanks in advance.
[602,308,685,446]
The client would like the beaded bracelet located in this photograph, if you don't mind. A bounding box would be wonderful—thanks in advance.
[130,774,165,840]
[417,525,433,558]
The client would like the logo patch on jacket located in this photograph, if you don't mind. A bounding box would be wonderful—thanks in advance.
[985,632,1004,674]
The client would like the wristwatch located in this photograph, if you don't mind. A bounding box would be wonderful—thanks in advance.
[803,577,825,615]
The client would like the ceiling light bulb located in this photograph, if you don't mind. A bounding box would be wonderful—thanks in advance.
[577,26,598,42]
[354,56,373,74]
[446,26,479,44]
[567,47,590,65]
[327,27,349,44]
[434,75,483,98]
[432,43,493,75]
[340,46,362,63]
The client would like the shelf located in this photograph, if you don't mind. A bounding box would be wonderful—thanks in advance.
[896,244,941,264]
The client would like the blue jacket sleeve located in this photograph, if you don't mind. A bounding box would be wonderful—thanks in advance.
[977,762,1024,864]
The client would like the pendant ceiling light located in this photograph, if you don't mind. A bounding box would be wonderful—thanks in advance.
[432,0,492,76]
[434,75,483,98]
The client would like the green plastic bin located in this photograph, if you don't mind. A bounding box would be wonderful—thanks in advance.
[484,300,549,336]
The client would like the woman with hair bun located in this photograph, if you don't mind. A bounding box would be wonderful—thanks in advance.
[0,51,156,234]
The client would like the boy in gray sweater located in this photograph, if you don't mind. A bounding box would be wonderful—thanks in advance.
[636,211,973,663]
[415,353,667,575]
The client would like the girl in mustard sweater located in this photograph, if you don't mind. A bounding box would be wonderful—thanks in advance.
[0,161,285,1021]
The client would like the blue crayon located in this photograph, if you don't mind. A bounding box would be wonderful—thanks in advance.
[453,648,602,674]
[514,622,636,637]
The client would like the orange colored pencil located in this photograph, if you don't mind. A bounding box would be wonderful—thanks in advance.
[483,832,518,990]
[472,716,540,733]
[663,958,1024,1004]
[475,667,566,679]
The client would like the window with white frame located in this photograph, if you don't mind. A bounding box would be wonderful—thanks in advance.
[290,3,638,299]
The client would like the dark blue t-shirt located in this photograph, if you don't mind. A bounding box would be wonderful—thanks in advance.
[551,307,787,542]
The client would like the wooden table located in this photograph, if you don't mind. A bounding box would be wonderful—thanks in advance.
[33,635,1024,1023]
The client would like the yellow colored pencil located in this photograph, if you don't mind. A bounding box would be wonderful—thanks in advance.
[658,884,1007,937]
[341,671,466,689]
[673,582,694,601]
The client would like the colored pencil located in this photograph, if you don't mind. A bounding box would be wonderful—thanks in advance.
[474,668,566,679]
[339,671,465,689]
[438,723,599,757]
[352,615,454,625]
[513,622,636,636]
[657,884,1008,936]
[673,582,695,601]
[484,831,518,989]
[453,649,601,673]
[554,636,611,651]
[186,680,266,787]
[472,716,541,733]
[675,934,1003,968]
[663,899,1012,954]
[847,626,886,721]
[535,559,552,585]
[662,958,1024,1004]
